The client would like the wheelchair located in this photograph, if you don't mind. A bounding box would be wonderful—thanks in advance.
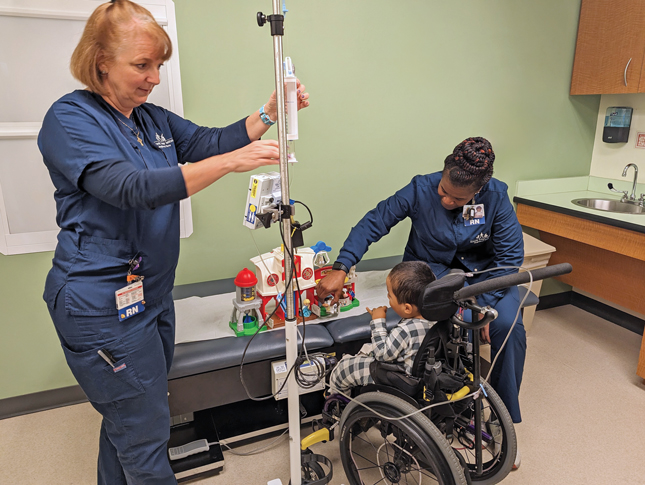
[300,263,572,485]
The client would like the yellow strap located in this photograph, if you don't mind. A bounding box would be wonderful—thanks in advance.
[301,428,330,450]
[446,385,471,401]
[445,371,474,401]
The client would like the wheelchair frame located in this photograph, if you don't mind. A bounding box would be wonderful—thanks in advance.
[299,263,572,485]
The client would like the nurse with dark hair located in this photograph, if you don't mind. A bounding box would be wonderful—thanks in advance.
[317,137,526,438]
[38,1,309,483]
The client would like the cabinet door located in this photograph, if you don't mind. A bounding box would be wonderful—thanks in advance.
[570,0,645,95]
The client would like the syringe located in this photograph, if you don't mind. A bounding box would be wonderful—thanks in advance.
[284,57,298,163]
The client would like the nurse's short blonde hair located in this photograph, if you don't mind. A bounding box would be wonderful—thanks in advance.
[70,0,172,95]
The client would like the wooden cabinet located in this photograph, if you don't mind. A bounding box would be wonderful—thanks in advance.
[570,0,645,95]
[515,202,645,381]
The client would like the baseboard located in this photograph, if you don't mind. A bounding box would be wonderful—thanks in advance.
[537,290,644,336]
[0,385,87,420]
[536,291,573,311]
[570,292,644,336]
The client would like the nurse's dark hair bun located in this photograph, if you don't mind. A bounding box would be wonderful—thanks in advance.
[443,137,495,189]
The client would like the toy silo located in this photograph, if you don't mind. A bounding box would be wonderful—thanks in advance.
[234,268,258,303]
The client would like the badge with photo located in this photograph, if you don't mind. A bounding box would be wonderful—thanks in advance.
[463,204,485,226]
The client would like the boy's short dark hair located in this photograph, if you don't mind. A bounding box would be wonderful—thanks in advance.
[388,261,436,307]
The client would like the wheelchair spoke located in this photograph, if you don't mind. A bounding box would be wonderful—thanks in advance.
[340,394,462,485]
[351,451,380,470]
[353,430,380,452]
[443,381,515,483]
[350,427,442,484]
[416,465,441,479]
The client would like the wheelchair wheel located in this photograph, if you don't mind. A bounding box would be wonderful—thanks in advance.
[339,392,468,485]
[450,381,516,485]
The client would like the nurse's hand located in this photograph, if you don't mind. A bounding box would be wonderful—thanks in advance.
[263,79,310,121]
[228,140,280,173]
[480,323,491,344]
[296,80,310,110]
[181,140,279,196]
[316,269,346,306]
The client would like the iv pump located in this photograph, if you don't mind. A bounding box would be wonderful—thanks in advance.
[284,57,298,163]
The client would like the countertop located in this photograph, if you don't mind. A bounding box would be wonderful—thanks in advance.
[514,176,645,234]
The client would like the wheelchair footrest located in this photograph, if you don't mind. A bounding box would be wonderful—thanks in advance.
[301,428,331,450]
[300,452,333,485]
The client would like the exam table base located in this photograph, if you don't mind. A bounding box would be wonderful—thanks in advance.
[168,392,326,482]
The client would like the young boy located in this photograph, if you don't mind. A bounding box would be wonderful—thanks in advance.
[329,261,436,393]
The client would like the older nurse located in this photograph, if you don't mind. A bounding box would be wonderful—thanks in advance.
[37,0,309,483]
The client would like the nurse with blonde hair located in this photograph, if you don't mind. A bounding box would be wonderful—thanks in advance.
[38,1,309,482]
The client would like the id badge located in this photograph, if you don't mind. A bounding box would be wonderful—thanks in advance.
[463,204,485,226]
[115,280,145,321]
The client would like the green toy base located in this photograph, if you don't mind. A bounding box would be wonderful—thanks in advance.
[340,297,360,312]
[321,298,360,317]
[229,316,267,337]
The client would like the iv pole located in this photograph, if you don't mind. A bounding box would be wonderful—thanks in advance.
[258,3,301,485]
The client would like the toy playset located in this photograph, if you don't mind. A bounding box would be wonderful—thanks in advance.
[229,242,359,336]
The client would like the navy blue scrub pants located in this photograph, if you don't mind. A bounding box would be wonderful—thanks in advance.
[49,287,177,485]
[486,285,526,424]
[466,283,526,424]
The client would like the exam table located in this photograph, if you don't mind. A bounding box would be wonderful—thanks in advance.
[165,266,538,480]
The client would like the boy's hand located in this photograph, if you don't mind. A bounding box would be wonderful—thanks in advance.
[366,306,388,320]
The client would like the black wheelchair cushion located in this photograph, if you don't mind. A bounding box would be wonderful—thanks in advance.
[369,360,422,396]
[419,269,466,322]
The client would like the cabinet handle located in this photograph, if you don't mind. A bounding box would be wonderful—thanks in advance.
[625,58,632,86]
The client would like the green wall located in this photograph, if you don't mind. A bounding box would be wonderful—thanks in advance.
[0,0,598,400]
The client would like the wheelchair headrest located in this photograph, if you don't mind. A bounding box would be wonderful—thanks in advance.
[418,269,466,321]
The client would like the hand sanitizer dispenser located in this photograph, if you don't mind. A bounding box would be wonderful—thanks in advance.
[603,107,632,143]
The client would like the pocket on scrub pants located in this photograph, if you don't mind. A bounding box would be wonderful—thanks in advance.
[65,237,138,316]
[61,339,145,404]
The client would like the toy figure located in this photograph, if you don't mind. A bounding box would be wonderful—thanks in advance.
[302,298,312,318]
[321,295,338,315]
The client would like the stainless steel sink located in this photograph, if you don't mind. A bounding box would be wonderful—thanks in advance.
[571,198,645,214]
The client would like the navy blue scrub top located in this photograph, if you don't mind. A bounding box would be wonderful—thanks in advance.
[336,171,524,308]
[38,90,251,316]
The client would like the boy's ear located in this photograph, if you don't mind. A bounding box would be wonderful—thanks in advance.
[404,303,415,316]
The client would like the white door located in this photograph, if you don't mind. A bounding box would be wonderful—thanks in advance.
[0,0,192,255]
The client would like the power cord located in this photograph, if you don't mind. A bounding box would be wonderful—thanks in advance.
[240,198,318,402]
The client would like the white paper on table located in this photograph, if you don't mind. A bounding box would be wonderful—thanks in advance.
[173,270,391,344]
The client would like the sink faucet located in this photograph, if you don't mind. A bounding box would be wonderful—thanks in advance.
[622,163,639,201]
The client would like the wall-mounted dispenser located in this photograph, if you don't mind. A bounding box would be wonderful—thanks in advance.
[603,107,633,143]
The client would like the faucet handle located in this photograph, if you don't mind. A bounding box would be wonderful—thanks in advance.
[608,183,629,201]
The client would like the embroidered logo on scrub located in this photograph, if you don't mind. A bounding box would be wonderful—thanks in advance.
[470,232,490,244]
[155,133,174,149]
